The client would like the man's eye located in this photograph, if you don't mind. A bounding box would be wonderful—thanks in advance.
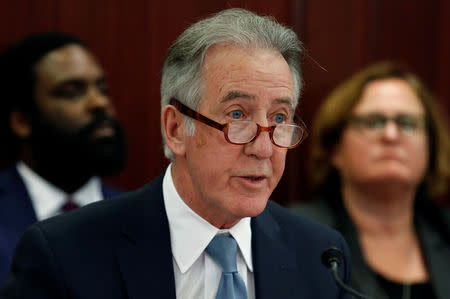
[273,113,286,124]
[96,78,109,96]
[97,83,109,96]
[230,110,243,119]
[52,83,87,99]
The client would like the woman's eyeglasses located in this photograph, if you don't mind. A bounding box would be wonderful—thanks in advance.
[348,113,426,137]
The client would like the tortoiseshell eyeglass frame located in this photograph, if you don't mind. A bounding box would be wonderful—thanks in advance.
[170,98,309,149]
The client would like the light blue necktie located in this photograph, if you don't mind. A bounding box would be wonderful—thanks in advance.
[206,234,248,299]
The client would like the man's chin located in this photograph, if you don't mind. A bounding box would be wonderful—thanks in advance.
[235,196,269,218]
[88,151,126,176]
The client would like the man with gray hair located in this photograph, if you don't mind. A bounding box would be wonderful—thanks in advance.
[2,9,351,299]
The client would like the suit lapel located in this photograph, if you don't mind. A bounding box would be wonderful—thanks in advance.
[0,167,37,240]
[115,175,176,299]
[251,205,300,299]
[100,184,122,199]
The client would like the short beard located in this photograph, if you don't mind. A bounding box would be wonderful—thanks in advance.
[28,111,127,183]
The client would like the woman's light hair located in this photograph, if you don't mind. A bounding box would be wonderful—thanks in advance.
[160,8,303,160]
[310,61,450,198]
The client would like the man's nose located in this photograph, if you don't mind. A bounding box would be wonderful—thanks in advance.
[86,86,114,114]
[244,130,273,158]
[243,120,274,159]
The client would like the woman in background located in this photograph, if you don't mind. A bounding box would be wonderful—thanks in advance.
[291,61,450,299]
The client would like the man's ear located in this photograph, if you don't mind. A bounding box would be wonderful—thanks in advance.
[161,105,186,157]
[9,109,31,139]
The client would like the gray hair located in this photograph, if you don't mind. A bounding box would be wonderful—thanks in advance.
[161,8,303,160]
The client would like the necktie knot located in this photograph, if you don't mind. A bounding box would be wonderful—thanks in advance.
[61,197,79,213]
[206,234,238,273]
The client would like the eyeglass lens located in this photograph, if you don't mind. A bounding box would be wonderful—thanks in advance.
[227,121,303,147]
[350,113,425,133]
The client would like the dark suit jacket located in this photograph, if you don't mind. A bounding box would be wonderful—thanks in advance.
[291,198,450,299]
[1,172,352,299]
[0,166,122,284]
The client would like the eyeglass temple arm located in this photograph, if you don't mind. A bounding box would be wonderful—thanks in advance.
[170,98,225,131]
[299,118,310,137]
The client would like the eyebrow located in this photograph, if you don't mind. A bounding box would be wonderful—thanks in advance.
[220,91,255,102]
[56,75,107,86]
[220,90,294,107]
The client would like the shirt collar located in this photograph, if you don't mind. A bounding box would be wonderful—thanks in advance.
[16,161,103,219]
[163,163,253,273]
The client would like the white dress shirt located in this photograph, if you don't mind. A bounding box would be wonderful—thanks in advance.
[16,161,104,220]
[163,164,255,299]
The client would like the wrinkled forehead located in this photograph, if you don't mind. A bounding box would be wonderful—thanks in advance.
[200,44,294,107]
[35,44,103,84]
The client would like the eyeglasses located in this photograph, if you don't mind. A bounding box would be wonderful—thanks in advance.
[170,98,309,149]
[348,113,426,136]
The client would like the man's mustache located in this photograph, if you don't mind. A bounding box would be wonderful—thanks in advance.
[79,112,121,139]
